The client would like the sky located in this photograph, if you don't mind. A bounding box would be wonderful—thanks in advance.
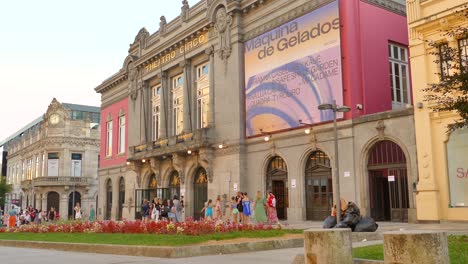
[0,0,182,142]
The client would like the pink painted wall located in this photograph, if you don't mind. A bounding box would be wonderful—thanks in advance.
[340,0,410,118]
[100,98,128,168]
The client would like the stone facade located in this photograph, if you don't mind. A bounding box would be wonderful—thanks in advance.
[95,0,417,222]
[1,99,100,220]
[407,0,468,221]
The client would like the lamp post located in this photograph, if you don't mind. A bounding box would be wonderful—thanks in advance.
[318,100,350,224]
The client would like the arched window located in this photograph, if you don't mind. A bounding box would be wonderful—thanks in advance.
[169,171,181,199]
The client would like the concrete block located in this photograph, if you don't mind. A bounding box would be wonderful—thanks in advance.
[383,231,449,264]
[303,228,353,264]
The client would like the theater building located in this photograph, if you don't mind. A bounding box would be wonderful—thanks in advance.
[407,0,468,221]
[0,99,100,219]
[96,0,417,222]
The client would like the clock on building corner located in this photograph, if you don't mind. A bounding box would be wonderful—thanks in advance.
[49,114,60,125]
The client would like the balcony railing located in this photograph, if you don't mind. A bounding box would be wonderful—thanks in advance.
[129,127,214,159]
[21,176,93,188]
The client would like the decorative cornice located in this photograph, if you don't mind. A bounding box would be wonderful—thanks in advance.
[95,70,127,94]
[243,0,335,41]
[362,0,406,16]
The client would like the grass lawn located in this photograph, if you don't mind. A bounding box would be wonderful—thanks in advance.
[353,235,468,264]
[0,229,303,247]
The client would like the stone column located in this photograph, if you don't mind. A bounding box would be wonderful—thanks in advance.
[112,176,119,220]
[59,193,68,221]
[181,59,192,133]
[206,46,215,127]
[159,72,168,139]
[384,231,449,264]
[303,229,353,264]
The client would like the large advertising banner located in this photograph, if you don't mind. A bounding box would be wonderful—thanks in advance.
[447,128,468,207]
[244,1,342,137]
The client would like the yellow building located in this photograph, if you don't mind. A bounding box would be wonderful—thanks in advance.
[408,0,468,221]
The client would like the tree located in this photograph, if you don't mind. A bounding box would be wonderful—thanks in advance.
[425,6,468,131]
[0,175,12,209]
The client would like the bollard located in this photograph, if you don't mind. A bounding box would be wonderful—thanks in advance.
[303,228,353,264]
[383,231,449,264]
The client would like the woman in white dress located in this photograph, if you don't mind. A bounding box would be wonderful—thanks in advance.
[74,202,82,220]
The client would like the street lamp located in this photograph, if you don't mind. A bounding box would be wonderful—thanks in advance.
[318,99,350,224]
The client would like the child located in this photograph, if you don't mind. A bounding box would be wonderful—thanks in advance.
[231,196,239,223]
[201,199,213,220]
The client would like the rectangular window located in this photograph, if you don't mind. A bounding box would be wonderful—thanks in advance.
[106,120,113,156]
[42,152,45,177]
[118,115,126,153]
[35,155,39,178]
[458,37,468,72]
[439,43,451,80]
[47,153,59,177]
[71,111,84,120]
[90,112,101,123]
[172,75,183,135]
[196,63,210,128]
[71,153,82,177]
[197,63,209,79]
[389,43,410,109]
[152,85,161,140]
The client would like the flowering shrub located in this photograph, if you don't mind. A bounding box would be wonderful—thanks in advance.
[0,219,281,236]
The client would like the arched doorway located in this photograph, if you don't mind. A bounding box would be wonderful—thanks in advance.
[305,150,332,220]
[193,167,208,220]
[68,191,81,219]
[118,177,125,220]
[368,140,409,222]
[105,179,112,220]
[169,171,181,199]
[266,156,288,220]
[47,191,60,214]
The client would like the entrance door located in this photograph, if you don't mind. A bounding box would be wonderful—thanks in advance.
[193,167,208,220]
[266,156,288,220]
[47,192,60,213]
[68,191,81,219]
[272,180,287,220]
[305,150,332,220]
[368,140,409,222]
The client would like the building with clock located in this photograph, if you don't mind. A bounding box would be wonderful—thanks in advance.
[0,98,100,219]
[96,0,418,222]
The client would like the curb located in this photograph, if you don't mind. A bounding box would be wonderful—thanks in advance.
[0,238,304,258]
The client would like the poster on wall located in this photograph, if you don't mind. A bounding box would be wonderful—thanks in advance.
[447,127,468,207]
[244,0,343,137]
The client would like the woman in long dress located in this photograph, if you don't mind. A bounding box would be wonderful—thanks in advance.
[254,191,267,223]
[267,192,279,224]
[74,202,82,220]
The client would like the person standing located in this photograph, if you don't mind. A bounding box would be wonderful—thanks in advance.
[141,199,150,223]
[254,191,267,224]
[48,207,56,222]
[214,195,222,219]
[230,196,239,223]
[8,206,16,227]
[74,202,82,220]
[267,192,279,224]
[242,192,251,224]
[89,204,96,221]
[236,192,244,223]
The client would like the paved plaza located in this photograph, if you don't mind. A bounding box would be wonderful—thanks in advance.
[0,221,466,263]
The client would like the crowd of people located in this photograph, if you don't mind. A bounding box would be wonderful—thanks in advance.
[0,202,95,228]
[140,195,185,223]
[140,191,280,225]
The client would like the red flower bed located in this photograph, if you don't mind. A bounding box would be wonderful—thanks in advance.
[0,219,280,235]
